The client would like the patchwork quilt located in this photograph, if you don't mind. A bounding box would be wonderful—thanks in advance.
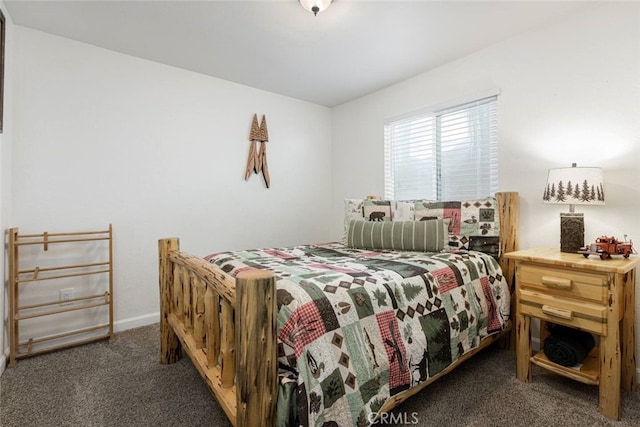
[205,243,510,427]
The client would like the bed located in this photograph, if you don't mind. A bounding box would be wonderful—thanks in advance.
[158,192,519,426]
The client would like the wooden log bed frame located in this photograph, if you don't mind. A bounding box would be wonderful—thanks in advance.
[158,192,519,427]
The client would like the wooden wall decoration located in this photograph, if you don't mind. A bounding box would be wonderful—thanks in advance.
[244,114,270,188]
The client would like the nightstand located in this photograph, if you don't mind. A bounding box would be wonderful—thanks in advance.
[504,248,639,421]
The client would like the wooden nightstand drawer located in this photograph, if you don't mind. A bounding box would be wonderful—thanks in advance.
[518,289,607,335]
[518,264,608,304]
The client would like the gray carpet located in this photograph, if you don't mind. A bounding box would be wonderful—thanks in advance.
[1,324,639,426]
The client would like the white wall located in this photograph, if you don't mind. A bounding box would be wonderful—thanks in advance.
[331,2,640,363]
[0,0,14,373]
[9,27,332,341]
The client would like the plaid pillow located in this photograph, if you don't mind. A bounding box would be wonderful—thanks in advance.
[414,197,500,255]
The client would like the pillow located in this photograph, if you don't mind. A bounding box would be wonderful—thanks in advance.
[390,201,415,221]
[342,198,364,243]
[346,219,449,252]
[342,198,434,243]
[363,199,391,222]
[414,197,500,254]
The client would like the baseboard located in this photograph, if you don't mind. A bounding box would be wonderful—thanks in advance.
[0,352,6,376]
[532,337,540,352]
[113,312,159,332]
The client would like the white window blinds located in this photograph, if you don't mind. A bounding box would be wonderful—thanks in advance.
[384,96,498,201]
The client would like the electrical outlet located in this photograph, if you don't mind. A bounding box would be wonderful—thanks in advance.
[60,288,74,306]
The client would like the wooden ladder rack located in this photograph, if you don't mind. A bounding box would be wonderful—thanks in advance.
[7,225,114,366]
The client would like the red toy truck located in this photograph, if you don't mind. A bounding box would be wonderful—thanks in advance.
[578,235,634,260]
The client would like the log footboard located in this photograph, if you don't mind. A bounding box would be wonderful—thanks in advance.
[159,239,277,426]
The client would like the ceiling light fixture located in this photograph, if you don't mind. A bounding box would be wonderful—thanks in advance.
[299,0,333,16]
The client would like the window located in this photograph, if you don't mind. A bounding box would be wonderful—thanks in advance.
[384,95,498,201]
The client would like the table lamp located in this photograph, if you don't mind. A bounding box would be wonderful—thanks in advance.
[543,163,605,253]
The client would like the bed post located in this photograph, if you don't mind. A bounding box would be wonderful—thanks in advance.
[235,269,278,427]
[496,192,519,293]
[496,191,519,350]
[159,238,182,364]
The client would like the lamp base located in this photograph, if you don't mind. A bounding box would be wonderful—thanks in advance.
[560,212,584,253]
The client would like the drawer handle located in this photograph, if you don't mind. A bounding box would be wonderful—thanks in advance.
[541,276,572,289]
[542,305,573,320]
